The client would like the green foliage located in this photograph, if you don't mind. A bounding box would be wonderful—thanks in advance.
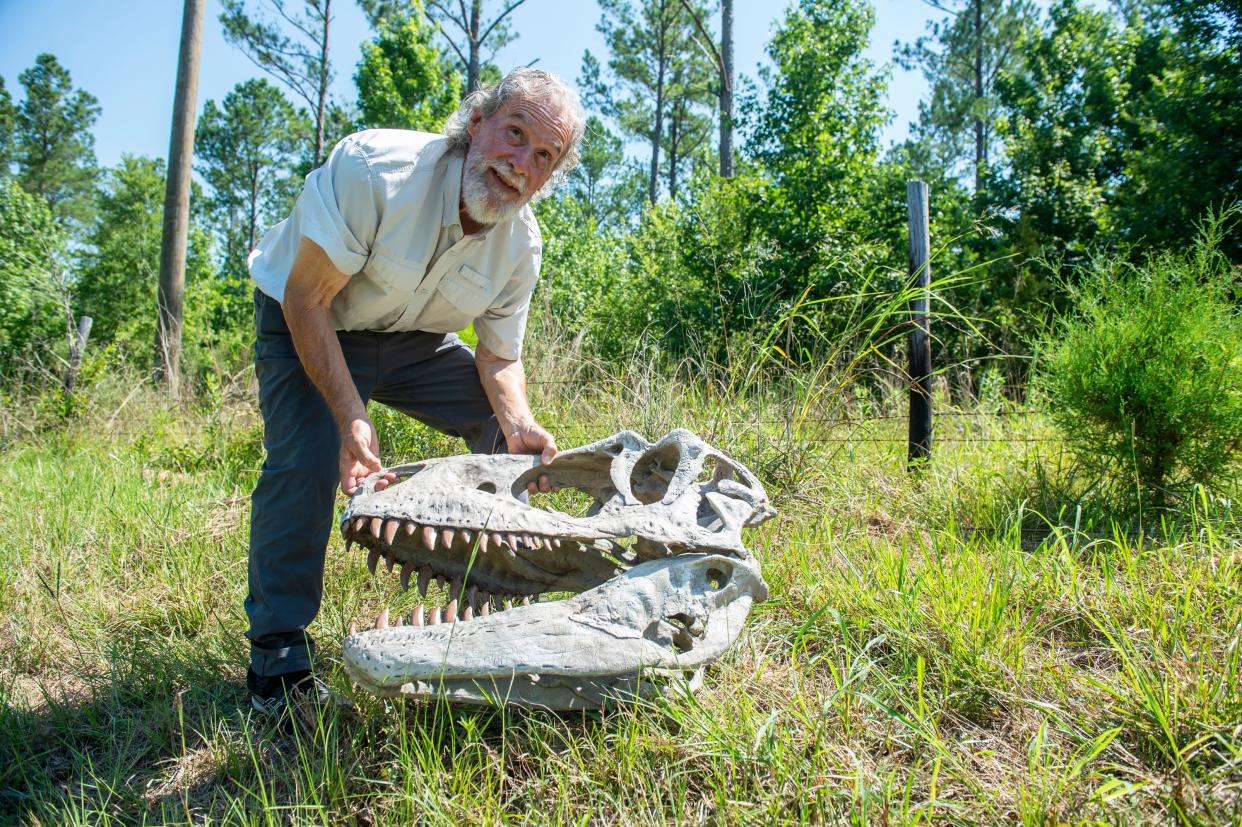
[743,0,889,287]
[595,0,717,202]
[73,157,214,360]
[565,115,639,224]
[530,195,629,344]
[195,78,308,277]
[12,53,100,228]
[993,0,1132,258]
[0,179,66,362]
[896,0,1036,196]
[355,3,462,132]
[1111,0,1242,256]
[1039,211,1242,510]
[219,0,334,166]
[0,76,15,173]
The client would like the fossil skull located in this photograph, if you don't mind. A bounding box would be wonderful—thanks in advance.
[340,429,773,708]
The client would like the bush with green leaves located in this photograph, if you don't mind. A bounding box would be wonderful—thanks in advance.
[1039,211,1242,511]
[0,179,68,365]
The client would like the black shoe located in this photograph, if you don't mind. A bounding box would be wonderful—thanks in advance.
[248,668,357,734]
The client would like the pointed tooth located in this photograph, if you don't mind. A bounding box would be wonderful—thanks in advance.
[461,529,474,547]
[551,538,562,549]
[367,547,381,575]
[412,603,424,626]
[353,517,367,534]
[383,519,399,546]
[421,525,437,550]
[348,622,358,636]
[530,535,544,549]
[394,613,406,626]
[444,598,457,623]
[462,604,474,621]
[340,521,349,540]
[345,538,353,554]
[428,607,440,625]
[385,546,397,572]
[417,566,432,596]
[368,517,382,539]
[491,531,505,550]
[399,563,412,591]
[375,608,389,629]
[521,533,535,549]
[521,595,530,606]
[467,585,479,612]
[503,597,513,611]
[403,520,416,535]
[506,533,520,553]
[442,527,456,548]
[480,593,490,617]
[478,532,490,553]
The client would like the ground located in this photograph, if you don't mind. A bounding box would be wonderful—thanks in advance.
[1,347,1239,825]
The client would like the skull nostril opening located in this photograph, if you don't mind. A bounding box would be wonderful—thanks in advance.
[705,568,728,589]
[666,612,704,652]
[476,482,497,494]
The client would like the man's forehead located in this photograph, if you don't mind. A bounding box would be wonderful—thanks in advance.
[497,97,574,150]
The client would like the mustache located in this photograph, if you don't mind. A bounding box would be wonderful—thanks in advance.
[486,161,527,195]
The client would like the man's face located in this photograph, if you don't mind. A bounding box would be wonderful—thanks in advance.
[461,94,574,225]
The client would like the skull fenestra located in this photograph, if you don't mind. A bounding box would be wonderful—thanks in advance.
[339,429,774,709]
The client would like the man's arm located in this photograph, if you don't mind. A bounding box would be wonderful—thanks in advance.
[283,236,397,495]
[475,343,556,492]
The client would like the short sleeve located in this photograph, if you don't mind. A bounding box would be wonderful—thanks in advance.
[474,245,540,360]
[294,137,380,277]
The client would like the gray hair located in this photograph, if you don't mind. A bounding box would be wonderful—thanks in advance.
[444,67,586,198]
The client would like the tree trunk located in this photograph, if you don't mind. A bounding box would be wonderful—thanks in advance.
[313,0,331,167]
[648,3,669,204]
[668,100,681,200]
[719,0,733,177]
[973,0,984,196]
[248,165,260,252]
[155,0,204,397]
[467,0,482,92]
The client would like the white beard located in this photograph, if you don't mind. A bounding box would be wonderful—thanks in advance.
[461,148,528,226]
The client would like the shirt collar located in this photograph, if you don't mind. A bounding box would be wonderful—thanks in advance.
[442,150,465,230]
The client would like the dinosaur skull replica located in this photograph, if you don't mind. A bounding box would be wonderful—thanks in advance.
[339,429,774,709]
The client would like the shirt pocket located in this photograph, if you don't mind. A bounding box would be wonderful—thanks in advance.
[435,264,494,318]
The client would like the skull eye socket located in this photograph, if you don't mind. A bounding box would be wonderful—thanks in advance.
[705,567,728,589]
[630,443,681,504]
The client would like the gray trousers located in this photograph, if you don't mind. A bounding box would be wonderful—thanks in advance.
[246,290,504,677]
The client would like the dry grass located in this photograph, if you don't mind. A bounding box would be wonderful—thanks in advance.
[1,347,1240,825]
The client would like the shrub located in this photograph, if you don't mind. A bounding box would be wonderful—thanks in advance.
[1039,210,1242,511]
[0,179,68,364]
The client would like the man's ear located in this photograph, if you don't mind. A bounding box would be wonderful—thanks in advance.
[467,107,482,139]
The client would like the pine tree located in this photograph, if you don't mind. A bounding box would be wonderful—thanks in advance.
[897,0,1036,197]
[13,54,100,227]
[195,79,308,275]
[220,0,336,167]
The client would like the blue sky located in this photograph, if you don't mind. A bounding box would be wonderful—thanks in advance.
[0,0,938,170]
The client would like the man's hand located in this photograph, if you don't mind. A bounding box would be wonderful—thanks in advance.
[506,421,557,493]
[339,415,397,495]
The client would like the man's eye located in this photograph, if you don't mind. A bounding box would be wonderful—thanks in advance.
[508,126,522,139]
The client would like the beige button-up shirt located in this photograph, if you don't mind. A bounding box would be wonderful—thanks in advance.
[248,129,542,360]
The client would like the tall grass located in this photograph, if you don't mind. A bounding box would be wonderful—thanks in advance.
[1,275,1240,824]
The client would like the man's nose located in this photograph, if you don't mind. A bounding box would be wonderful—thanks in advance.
[507,145,534,181]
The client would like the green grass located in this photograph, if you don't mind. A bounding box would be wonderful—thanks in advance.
[1,350,1240,825]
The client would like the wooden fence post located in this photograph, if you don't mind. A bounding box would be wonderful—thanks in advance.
[64,315,93,393]
[906,181,932,467]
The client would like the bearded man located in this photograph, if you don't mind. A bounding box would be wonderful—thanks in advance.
[243,68,585,721]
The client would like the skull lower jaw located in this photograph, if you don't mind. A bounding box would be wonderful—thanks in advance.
[342,554,766,709]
